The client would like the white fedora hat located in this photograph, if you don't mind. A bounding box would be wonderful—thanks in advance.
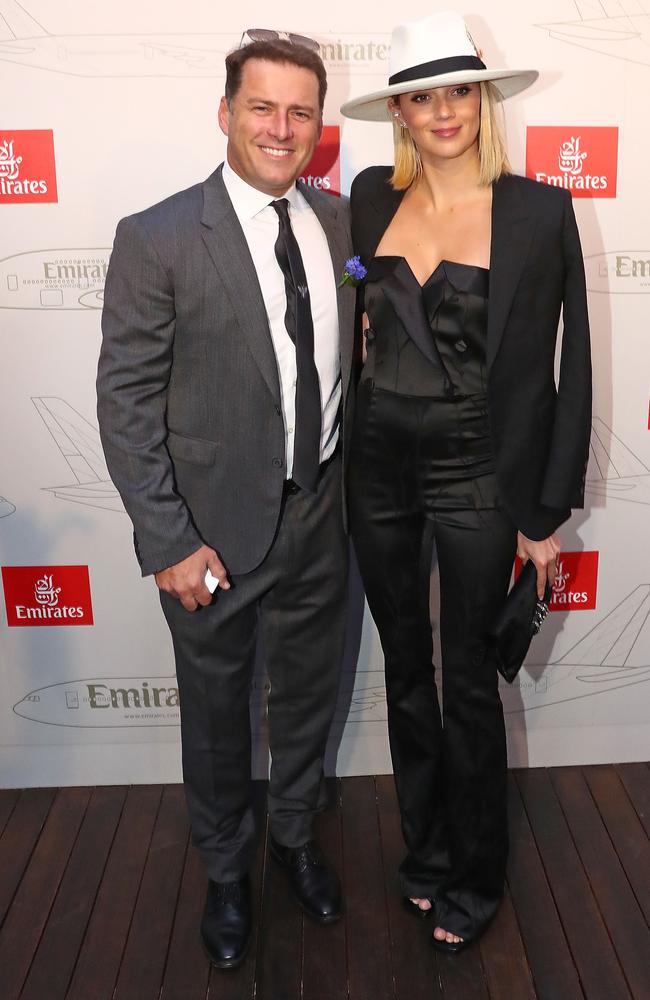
[340,11,538,121]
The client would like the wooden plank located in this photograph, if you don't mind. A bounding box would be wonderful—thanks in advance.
[255,816,302,1000]
[207,780,269,1000]
[113,784,189,1000]
[615,762,650,839]
[375,773,441,1000]
[437,948,490,1000]
[584,765,650,926]
[0,788,20,837]
[551,766,650,1000]
[20,786,127,1000]
[66,784,163,1000]
[0,786,90,1000]
[506,772,583,1000]
[479,886,536,1000]
[302,778,347,1000]
[340,776,391,1000]
[0,787,56,925]
[516,768,631,1000]
[159,842,210,1000]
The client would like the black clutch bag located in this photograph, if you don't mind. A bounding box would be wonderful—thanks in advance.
[490,560,553,683]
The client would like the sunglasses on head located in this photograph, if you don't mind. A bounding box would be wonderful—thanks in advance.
[239,28,320,53]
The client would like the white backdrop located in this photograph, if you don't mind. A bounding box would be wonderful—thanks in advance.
[1,0,649,787]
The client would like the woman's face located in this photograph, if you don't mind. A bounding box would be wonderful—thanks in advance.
[390,83,481,165]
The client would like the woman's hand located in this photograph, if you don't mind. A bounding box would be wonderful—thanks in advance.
[517,531,561,599]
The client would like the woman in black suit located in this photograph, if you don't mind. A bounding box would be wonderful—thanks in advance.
[341,12,591,952]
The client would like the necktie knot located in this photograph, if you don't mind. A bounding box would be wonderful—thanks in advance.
[271,198,290,223]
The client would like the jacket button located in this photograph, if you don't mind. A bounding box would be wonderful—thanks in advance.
[275,405,282,416]
[272,457,283,469]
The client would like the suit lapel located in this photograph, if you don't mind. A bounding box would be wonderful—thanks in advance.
[299,182,355,402]
[487,175,534,370]
[200,166,281,405]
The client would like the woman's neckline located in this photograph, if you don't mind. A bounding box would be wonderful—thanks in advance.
[372,255,490,290]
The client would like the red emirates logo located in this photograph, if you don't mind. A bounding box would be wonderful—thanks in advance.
[2,566,93,626]
[526,127,618,198]
[515,551,599,611]
[300,126,340,196]
[0,130,58,204]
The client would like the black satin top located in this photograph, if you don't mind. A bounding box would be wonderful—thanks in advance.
[359,256,498,507]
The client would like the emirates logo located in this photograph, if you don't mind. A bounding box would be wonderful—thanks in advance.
[526,126,618,199]
[2,565,94,626]
[0,129,58,203]
[558,136,588,176]
[0,139,22,181]
[34,573,61,608]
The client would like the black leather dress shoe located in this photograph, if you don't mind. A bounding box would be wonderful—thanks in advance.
[200,876,251,969]
[269,836,342,923]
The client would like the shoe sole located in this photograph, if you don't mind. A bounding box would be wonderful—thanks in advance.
[268,844,343,924]
[201,934,251,970]
[430,935,471,955]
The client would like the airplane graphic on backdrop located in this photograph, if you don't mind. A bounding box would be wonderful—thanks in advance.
[32,400,650,517]
[0,0,231,76]
[0,2,388,78]
[32,397,123,512]
[0,249,110,310]
[11,583,650,728]
[538,1,650,68]
[0,495,16,517]
[323,583,650,724]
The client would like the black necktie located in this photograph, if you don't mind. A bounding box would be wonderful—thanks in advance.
[271,198,321,492]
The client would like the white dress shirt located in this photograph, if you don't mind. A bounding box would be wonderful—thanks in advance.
[222,160,341,476]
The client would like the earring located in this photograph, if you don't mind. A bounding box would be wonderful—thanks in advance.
[393,111,407,129]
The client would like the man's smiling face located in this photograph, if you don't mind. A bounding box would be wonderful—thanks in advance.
[218,58,322,197]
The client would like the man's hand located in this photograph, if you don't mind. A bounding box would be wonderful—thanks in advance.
[517,531,561,599]
[155,544,230,612]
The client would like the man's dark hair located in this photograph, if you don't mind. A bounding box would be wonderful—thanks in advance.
[225,40,327,113]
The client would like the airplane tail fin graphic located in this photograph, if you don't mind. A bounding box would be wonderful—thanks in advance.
[587,417,650,481]
[0,1,49,40]
[554,585,650,666]
[32,397,110,484]
[575,1,646,19]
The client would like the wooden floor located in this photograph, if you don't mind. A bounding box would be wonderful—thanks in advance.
[0,765,648,999]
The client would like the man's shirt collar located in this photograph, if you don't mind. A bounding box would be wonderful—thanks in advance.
[222,160,303,220]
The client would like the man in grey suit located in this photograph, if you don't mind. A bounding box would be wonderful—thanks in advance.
[97,36,355,969]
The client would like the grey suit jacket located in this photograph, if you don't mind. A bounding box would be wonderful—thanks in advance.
[97,165,356,577]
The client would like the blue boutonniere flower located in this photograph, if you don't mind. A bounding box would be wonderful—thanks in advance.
[338,255,367,288]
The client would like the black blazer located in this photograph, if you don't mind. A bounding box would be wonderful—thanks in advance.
[349,166,592,541]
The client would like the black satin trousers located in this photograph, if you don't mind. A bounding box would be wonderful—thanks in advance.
[349,383,518,939]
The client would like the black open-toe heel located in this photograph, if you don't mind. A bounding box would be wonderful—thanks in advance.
[402,896,433,919]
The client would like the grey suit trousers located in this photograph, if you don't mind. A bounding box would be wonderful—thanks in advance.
[160,453,348,883]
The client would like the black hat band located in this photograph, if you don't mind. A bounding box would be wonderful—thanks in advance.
[389,54,486,86]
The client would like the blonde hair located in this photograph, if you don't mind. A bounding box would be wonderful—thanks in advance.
[390,81,511,190]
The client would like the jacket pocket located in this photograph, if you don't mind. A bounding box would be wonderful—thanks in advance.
[166,429,218,466]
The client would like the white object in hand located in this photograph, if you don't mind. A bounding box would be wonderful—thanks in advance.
[205,569,220,594]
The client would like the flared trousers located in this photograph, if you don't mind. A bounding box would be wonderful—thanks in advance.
[349,384,517,938]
